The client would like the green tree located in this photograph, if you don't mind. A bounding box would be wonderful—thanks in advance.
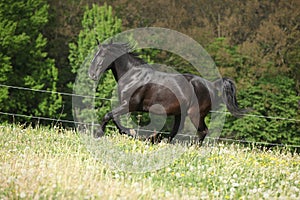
[222,75,300,146]
[69,4,122,128]
[0,20,14,112]
[206,37,249,81]
[0,0,62,123]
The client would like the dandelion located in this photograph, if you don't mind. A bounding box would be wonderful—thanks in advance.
[19,192,26,198]
[165,191,171,197]
[29,160,35,167]
[132,182,140,188]
[251,188,258,194]
[232,182,239,187]
[132,160,138,166]
[230,187,235,193]
[201,191,208,198]
[189,165,194,171]
[7,176,15,184]
[263,192,270,199]
[113,173,119,179]
[259,180,267,185]
[291,186,299,193]
[20,168,26,174]
[78,184,84,190]
[291,194,297,199]
[97,191,103,197]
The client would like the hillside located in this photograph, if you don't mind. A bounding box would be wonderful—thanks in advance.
[0,125,299,199]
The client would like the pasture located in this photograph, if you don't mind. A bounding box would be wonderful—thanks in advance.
[0,125,299,199]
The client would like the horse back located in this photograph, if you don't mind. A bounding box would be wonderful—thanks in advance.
[184,74,213,112]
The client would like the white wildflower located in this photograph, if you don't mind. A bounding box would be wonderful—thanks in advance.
[263,192,270,199]
[213,191,219,196]
[230,187,235,193]
[19,192,26,198]
[232,182,240,187]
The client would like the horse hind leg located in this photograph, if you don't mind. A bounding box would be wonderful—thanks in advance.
[168,114,185,142]
[148,114,185,144]
[188,108,209,145]
[194,119,208,145]
[196,123,208,145]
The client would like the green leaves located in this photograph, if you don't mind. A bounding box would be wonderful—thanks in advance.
[222,75,300,145]
[69,3,122,74]
[0,0,62,123]
[69,4,122,126]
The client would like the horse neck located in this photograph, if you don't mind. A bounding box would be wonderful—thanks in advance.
[110,54,133,82]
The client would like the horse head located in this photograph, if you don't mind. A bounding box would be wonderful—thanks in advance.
[89,42,112,80]
[89,42,132,80]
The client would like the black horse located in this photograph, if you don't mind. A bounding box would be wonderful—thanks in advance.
[89,42,247,143]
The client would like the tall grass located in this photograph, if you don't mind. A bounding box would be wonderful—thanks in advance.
[0,125,299,199]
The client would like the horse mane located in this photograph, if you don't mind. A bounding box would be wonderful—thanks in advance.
[109,42,148,66]
[128,52,148,66]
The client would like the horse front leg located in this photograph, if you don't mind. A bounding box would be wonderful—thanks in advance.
[94,111,113,137]
[112,117,136,137]
[95,101,134,137]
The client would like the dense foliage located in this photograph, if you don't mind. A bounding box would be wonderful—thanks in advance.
[68,4,121,126]
[223,75,299,146]
[0,0,62,123]
[0,1,299,145]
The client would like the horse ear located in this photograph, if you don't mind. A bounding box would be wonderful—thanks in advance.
[96,39,101,47]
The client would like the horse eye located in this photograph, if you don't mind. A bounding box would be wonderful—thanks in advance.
[96,57,102,63]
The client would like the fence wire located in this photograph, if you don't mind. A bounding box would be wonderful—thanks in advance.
[0,83,299,148]
[1,110,299,148]
[1,83,299,122]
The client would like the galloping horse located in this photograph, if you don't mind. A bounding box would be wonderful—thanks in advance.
[89,42,247,143]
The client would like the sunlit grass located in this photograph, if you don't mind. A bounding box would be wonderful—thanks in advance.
[0,125,299,199]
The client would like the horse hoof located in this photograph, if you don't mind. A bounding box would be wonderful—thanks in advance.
[94,129,105,138]
[148,132,162,144]
[120,128,136,137]
[129,129,136,137]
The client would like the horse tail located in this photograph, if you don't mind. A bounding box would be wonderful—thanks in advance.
[214,78,248,117]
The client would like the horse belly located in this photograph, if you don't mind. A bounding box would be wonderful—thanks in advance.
[142,85,183,115]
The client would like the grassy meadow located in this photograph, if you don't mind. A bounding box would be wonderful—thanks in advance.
[0,125,299,199]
